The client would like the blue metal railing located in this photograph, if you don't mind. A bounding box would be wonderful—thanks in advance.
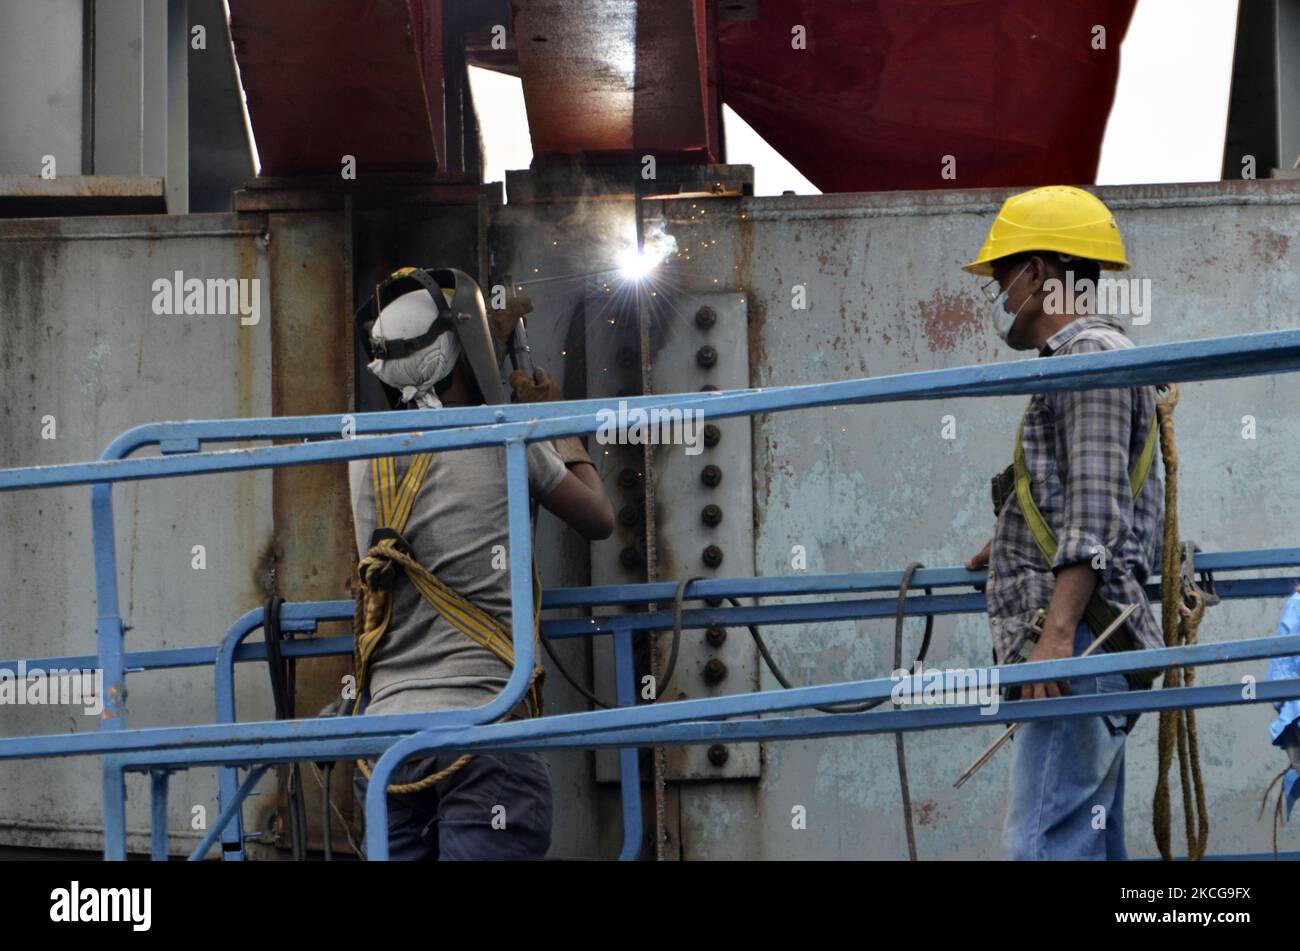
[2,328,1300,858]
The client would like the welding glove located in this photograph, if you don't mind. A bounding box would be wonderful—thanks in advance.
[509,367,593,467]
[510,366,562,403]
[489,295,533,351]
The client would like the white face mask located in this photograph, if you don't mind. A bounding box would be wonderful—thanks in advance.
[367,330,462,409]
[988,263,1033,342]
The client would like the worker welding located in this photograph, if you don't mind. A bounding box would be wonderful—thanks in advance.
[0,0,1297,930]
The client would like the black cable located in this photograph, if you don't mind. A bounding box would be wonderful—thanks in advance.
[660,575,700,698]
[538,575,700,709]
[539,628,610,709]
[738,562,933,714]
[731,562,933,859]
[321,763,333,862]
[263,596,307,861]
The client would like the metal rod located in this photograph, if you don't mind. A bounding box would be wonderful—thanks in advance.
[513,267,623,287]
[953,604,1138,788]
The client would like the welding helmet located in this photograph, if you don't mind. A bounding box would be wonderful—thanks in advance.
[355,267,506,409]
[962,185,1130,277]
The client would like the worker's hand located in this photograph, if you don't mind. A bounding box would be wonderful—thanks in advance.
[965,539,992,571]
[1021,630,1074,700]
[510,366,563,404]
[489,295,533,350]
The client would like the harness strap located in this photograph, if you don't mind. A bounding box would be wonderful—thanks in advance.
[354,452,544,722]
[1011,396,1159,659]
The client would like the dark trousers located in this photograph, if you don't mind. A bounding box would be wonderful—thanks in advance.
[354,750,552,860]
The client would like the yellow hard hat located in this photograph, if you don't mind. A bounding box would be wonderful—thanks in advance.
[962,185,1130,276]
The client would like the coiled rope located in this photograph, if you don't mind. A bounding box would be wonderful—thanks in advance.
[1151,383,1210,860]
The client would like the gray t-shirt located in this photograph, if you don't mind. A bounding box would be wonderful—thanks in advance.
[349,438,567,715]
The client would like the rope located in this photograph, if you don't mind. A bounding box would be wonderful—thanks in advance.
[1259,767,1289,861]
[350,541,544,796]
[737,561,933,859]
[1151,384,1211,861]
[354,661,545,795]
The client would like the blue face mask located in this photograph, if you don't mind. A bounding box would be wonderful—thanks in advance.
[989,264,1032,342]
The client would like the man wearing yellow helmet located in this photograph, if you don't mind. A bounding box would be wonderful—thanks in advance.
[963,186,1164,860]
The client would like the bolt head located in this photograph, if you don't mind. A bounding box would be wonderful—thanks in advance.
[701,503,722,526]
[620,547,640,569]
[696,345,718,369]
[703,424,720,447]
[707,744,729,766]
[703,657,728,684]
[701,464,722,487]
[695,306,717,329]
[702,544,724,567]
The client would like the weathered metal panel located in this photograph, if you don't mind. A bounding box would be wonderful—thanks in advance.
[0,0,84,176]
[741,180,1300,859]
[0,213,273,854]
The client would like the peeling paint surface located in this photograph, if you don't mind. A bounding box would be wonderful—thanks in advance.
[0,214,273,855]
[746,181,1300,859]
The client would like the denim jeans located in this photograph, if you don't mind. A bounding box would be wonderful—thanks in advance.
[354,750,552,860]
[1003,622,1137,861]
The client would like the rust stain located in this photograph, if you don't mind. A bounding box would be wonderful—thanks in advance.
[1250,231,1292,265]
[254,537,284,599]
[916,291,980,353]
[915,799,941,826]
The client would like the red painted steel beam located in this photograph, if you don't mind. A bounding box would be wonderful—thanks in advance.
[718,0,1139,192]
[512,0,718,162]
[228,0,442,176]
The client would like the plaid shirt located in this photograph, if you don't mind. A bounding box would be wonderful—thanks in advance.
[986,315,1164,666]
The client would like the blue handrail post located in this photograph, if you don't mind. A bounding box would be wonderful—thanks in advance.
[613,628,644,860]
[213,611,265,862]
[150,769,170,860]
[102,756,127,860]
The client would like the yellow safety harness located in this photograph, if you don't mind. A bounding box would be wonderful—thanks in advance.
[352,451,545,794]
[1012,396,1159,666]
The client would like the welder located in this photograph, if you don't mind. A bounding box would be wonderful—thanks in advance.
[349,267,614,860]
[962,186,1164,860]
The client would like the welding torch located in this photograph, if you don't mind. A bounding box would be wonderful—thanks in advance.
[499,274,536,376]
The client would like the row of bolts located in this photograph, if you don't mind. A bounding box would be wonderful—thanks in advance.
[612,305,732,767]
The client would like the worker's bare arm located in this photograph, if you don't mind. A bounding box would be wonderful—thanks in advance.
[539,460,615,540]
[965,539,992,571]
[1023,561,1098,700]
